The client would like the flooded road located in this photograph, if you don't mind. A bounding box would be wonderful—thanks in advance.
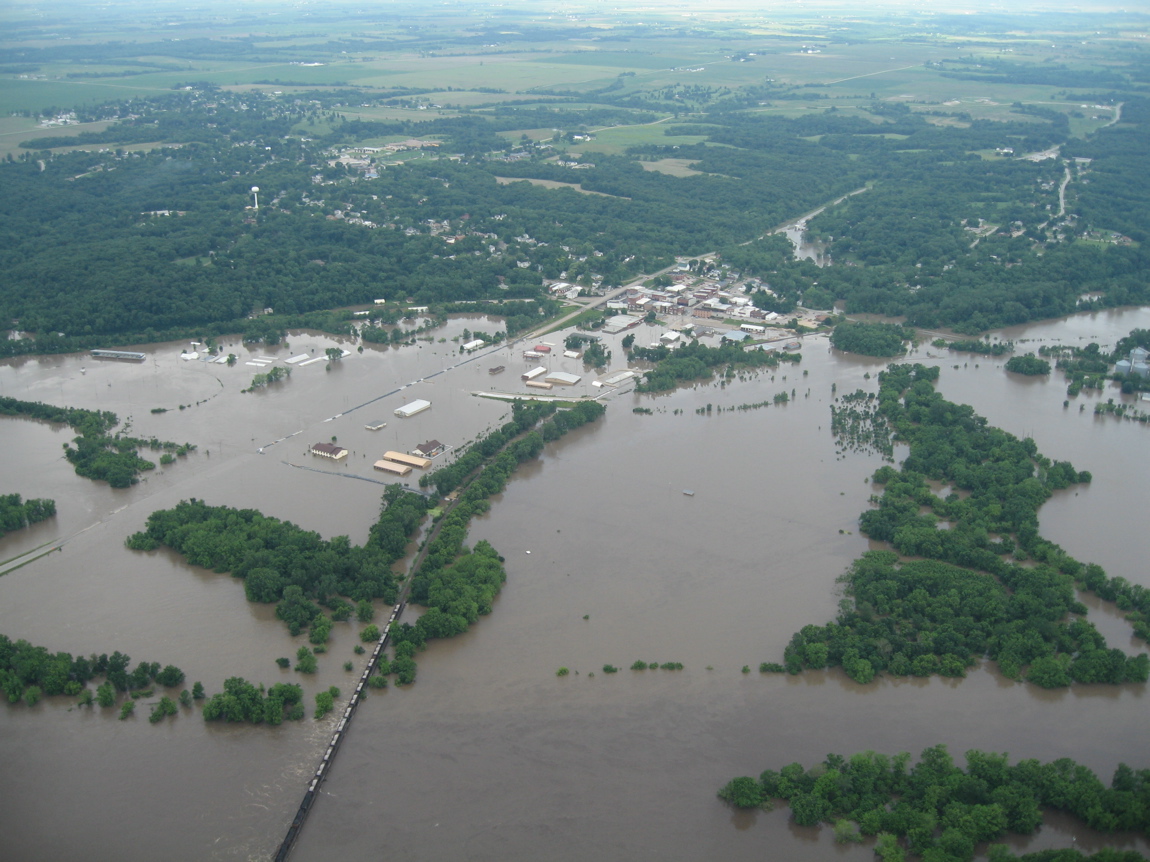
[0,309,1147,861]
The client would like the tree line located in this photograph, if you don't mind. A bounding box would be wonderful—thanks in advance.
[0,632,190,713]
[390,400,608,683]
[719,744,1148,861]
[0,494,56,535]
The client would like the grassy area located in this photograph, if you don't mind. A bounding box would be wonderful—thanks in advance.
[568,122,706,156]
[540,305,605,336]
[640,158,705,177]
[0,117,120,158]
[494,176,624,197]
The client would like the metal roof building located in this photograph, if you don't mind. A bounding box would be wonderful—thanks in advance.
[373,460,412,476]
[545,371,582,386]
[384,451,432,470]
[394,399,431,418]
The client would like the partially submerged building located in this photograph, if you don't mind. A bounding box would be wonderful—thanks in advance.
[394,399,431,418]
[311,442,348,461]
[413,440,444,458]
[384,451,432,470]
[373,460,412,476]
[1116,346,1150,379]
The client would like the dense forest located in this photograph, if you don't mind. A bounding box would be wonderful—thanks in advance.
[4,84,1146,353]
[719,745,1149,861]
[783,364,1149,687]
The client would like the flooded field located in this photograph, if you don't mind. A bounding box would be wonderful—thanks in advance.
[1,308,1147,861]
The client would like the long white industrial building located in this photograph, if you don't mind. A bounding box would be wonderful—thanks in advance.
[394,399,431,418]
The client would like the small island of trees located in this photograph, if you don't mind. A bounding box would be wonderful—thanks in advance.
[1004,354,1051,375]
[830,321,915,357]
[1,395,194,487]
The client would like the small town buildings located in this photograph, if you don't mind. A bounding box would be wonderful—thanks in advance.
[394,399,431,418]
[522,366,547,381]
[545,371,581,386]
[311,442,348,461]
[364,419,388,431]
[534,344,552,353]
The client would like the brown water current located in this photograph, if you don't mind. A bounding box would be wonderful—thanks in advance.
[1,309,1148,861]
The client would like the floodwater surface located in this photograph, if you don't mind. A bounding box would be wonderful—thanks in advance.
[0,309,1147,861]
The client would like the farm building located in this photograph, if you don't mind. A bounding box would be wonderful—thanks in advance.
[545,371,582,386]
[364,419,388,431]
[394,399,431,418]
[462,339,485,353]
[522,366,547,381]
[373,460,412,477]
[384,451,433,470]
[91,349,146,361]
[526,380,553,390]
[310,443,348,461]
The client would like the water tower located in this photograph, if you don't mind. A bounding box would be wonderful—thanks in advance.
[251,186,260,210]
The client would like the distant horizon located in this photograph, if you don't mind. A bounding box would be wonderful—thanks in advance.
[3,0,1147,17]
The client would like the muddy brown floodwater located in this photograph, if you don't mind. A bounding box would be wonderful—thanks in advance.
[0,309,1147,861]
